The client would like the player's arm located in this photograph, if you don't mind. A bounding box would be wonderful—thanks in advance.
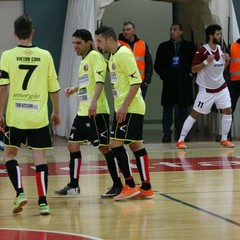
[88,82,104,118]
[116,83,141,123]
[191,49,215,73]
[0,85,8,127]
[50,91,60,128]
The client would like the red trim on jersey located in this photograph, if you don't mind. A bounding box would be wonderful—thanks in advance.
[192,45,222,66]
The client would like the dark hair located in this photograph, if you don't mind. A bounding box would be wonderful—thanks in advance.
[171,23,183,31]
[72,29,93,41]
[14,15,33,39]
[205,24,221,42]
[123,21,135,29]
[95,25,117,41]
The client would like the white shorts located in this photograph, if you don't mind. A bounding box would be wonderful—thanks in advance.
[193,86,231,114]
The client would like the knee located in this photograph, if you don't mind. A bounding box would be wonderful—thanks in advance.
[67,142,79,152]
[99,146,111,155]
[190,110,200,120]
[129,142,144,152]
[222,108,232,115]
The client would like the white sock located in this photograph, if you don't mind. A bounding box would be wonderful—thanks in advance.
[221,114,232,141]
[178,115,196,142]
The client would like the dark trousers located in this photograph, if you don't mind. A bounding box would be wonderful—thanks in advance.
[162,104,190,136]
[141,82,148,100]
[228,81,240,112]
[227,81,240,138]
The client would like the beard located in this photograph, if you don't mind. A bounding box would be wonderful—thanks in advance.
[213,37,221,45]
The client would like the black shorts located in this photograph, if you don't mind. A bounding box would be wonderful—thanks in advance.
[4,125,52,149]
[69,114,110,147]
[110,113,144,144]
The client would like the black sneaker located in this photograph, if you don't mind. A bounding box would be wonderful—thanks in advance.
[162,134,171,143]
[55,185,80,196]
[101,186,123,198]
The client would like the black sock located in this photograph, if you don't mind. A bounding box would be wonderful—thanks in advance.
[111,146,135,188]
[104,151,123,188]
[6,159,24,197]
[36,164,48,205]
[69,151,82,188]
[134,148,151,190]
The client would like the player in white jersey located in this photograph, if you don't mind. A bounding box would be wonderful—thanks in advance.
[176,24,234,149]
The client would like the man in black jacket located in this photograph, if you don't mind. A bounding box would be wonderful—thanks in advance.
[154,23,196,142]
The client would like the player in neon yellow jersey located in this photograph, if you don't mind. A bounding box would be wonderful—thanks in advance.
[95,25,154,200]
[55,29,123,197]
[0,15,60,215]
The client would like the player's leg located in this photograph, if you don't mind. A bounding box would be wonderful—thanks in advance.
[100,146,123,197]
[4,127,27,214]
[33,149,50,215]
[55,116,83,196]
[177,88,212,149]
[92,114,123,197]
[129,142,154,199]
[30,126,53,215]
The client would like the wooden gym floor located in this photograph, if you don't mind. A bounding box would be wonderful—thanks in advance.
[0,128,240,240]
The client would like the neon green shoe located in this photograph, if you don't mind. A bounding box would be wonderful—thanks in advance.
[12,193,28,213]
[39,203,50,215]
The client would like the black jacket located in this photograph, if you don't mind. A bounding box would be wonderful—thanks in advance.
[154,39,196,105]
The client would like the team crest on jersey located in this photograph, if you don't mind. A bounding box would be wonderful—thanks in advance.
[83,64,89,71]
[112,62,116,70]
[23,49,33,56]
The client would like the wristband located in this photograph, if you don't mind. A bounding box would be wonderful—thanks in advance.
[203,60,208,66]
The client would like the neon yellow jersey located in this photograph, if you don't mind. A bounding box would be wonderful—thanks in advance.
[108,46,145,114]
[77,50,110,116]
[0,45,60,129]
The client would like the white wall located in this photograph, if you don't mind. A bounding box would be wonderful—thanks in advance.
[0,1,23,56]
[102,0,172,122]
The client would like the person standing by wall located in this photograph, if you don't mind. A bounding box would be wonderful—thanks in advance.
[95,25,154,201]
[154,23,196,143]
[176,24,234,149]
[226,38,240,140]
[55,29,123,198]
[0,15,61,215]
[118,21,153,99]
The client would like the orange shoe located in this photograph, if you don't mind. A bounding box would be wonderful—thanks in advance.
[113,184,140,201]
[176,141,187,149]
[220,140,235,148]
[132,188,154,199]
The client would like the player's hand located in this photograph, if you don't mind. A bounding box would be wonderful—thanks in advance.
[206,54,215,63]
[222,53,230,61]
[65,87,76,97]
[51,113,61,128]
[116,105,128,123]
[88,100,97,118]
[0,115,5,131]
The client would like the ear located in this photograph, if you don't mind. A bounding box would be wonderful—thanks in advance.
[107,36,113,44]
[31,30,35,38]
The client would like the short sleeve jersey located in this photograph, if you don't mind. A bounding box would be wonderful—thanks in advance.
[192,44,225,89]
[108,46,145,114]
[0,45,60,129]
[77,50,109,116]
